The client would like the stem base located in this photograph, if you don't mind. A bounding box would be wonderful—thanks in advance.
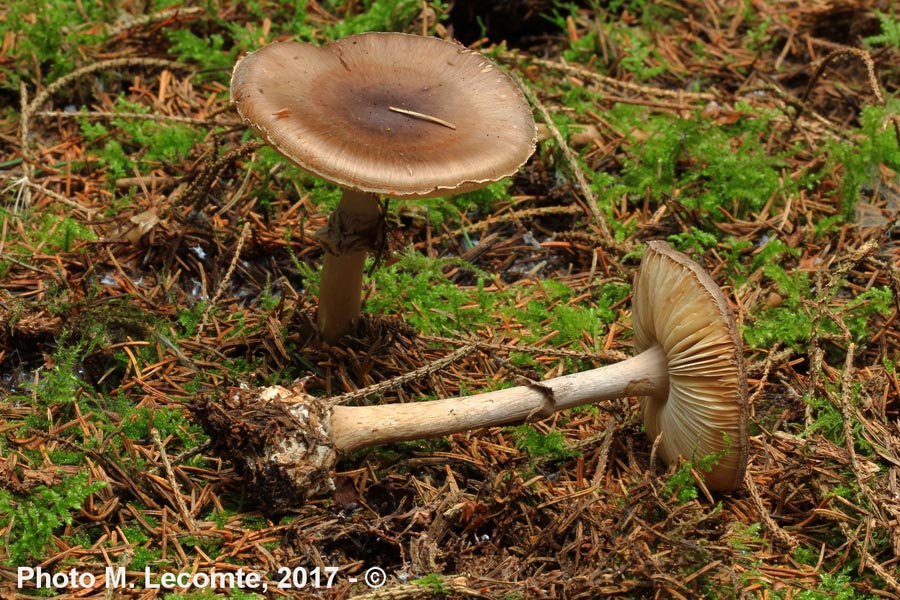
[194,384,337,511]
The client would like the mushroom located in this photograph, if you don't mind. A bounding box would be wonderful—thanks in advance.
[632,240,748,492]
[198,241,747,508]
[231,33,537,344]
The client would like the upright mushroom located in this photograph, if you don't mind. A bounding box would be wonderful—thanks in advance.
[231,32,537,344]
[199,241,748,508]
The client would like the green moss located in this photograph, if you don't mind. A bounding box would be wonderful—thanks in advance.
[77,98,208,185]
[414,573,448,595]
[28,340,85,406]
[864,11,900,49]
[320,0,449,39]
[365,250,496,335]
[119,405,203,450]
[0,471,106,565]
[828,102,900,212]
[609,104,795,219]
[512,425,579,461]
[0,0,110,89]
[662,437,732,503]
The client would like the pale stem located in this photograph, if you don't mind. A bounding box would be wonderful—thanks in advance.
[317,190,380,344]
[329,344,669,451]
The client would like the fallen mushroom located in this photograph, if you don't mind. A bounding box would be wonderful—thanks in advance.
[198,241,747,509]
[231,32,537,344]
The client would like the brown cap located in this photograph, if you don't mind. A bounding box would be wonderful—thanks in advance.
[231,33,537,198]
[632,241,748,492]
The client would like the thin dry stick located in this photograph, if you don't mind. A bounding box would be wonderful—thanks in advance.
[17,57,186,213]
[150,442,211,473]
[103,6,203,37]
[743,468,800,549]
[647,431,663,487]
[747,342,785,408]
[24,57,185,120]
[738,82,844,139]
[151,428,198,533]
[807,430,900,596]
[197,222,251,339]
[414,205,583,252]
[591,421,618,487]
[37,110,235,127]
[0,251,54,276]
[346,575,483,600]
[836,342,900,557]
[329,344,478,405]
[805,239,882,424]
[463,205,583,232]
[183,140,264,213]
[103,551,132,600]
[834,343,878,510]
[802,236,900,574]
[421,334,628,363]
[801,46,884,106]
[795,46,892,143]
[509,71,619,248]
[22,178,96,216]
[388,106,457,129]
[500,50,717,103]
[837,343,864,476]
[18,83,33,210]
[837,519,900,595]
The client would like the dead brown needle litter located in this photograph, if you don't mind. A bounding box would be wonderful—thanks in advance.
[201,241,748,507]
[230,32,536,344]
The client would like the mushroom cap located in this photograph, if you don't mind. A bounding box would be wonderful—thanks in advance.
[230,33,537,199]
[632,241,748,492]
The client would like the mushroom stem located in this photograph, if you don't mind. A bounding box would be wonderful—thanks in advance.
[199,241,749,507]
[315,190,381,344]
[329,344,669,451]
